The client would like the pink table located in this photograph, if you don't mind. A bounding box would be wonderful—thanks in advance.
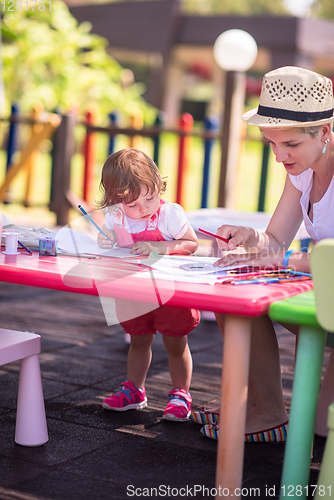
[0,251,313,498]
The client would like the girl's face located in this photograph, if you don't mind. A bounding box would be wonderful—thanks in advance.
[261,128,323,175]
[122,186,161,220]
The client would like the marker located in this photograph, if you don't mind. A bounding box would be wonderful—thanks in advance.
[78,205,115,248]
[18,239,33,255]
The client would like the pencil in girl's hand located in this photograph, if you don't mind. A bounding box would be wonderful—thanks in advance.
[78,205,116,248]
[199,228,230,243]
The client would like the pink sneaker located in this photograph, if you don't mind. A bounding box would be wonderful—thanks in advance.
[102,381,147,411]
[162,389,192,422]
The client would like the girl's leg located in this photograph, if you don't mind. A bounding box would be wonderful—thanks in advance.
[162,335,192,392]
[315,347,334,437]
[127,334,155,389]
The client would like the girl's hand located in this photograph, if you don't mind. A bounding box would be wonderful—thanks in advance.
[130,242,155,256]
[216,225,254,251]
[97,226,116,249]
[214,249,285,269]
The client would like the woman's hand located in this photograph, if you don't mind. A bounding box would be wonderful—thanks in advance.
[214,249,286,269]
[216,225,255,251]
[97,226,116,249]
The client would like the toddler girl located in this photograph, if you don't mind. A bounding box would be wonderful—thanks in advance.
[97,148,200,421]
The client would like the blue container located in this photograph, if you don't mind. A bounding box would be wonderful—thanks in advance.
[39,237,58,256]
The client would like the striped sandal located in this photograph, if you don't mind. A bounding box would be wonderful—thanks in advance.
[245,421,288,442]
[190,407,220,425]
[200,421,289,442]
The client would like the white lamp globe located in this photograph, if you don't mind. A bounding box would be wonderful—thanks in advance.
[213,29,258,72]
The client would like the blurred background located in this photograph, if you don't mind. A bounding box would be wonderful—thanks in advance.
[1,0,334,229]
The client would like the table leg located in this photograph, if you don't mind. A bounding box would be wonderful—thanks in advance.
[215,314,252,499]
[279,325,326,500]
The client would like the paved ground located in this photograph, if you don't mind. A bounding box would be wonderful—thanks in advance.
[0,280,329,500]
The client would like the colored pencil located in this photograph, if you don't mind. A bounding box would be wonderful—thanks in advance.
[284,269,312,277]
[18,239,33,255]
[233,278,280,285]
[199,228,230,243]
[78,205,115,248]
[232,275,310,285]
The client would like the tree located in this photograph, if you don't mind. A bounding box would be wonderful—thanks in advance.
[310,0,334,19]
[1,1,154,120]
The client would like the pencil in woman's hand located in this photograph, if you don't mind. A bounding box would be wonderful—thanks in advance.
[199,228,230,243]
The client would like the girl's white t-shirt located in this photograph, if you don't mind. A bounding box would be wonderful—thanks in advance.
[105,201,190,241]
[289,170,334,241]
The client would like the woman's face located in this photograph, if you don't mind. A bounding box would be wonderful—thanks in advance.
[261,128,323,175]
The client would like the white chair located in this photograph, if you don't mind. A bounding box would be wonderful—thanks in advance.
[0,328,48,446]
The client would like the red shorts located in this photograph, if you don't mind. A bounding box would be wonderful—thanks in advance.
[117,302,200,337]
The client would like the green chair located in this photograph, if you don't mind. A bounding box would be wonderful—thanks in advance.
[311,240,334,500]
[315,402,334,500]
[269,238,334,500]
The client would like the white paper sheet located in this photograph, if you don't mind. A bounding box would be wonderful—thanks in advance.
[133,269,222,285]
[148,253,241,276]
[50,227,132,258]
[130,252,241,284]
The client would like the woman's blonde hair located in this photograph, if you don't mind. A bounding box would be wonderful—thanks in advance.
[98,148,167,208]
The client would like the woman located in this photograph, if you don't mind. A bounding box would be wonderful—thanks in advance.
[192,66,334,441]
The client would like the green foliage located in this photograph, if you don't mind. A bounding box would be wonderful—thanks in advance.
[1,1,155,120]
[310,0,334,19]
[182,0,289,15]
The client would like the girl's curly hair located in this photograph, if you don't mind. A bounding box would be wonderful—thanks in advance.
[98,148,167,209]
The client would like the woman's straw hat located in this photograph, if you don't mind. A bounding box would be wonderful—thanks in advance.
[243,66,334,128]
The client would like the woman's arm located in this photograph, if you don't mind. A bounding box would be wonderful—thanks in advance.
[214,176,309,270]
[264,175,304,250]
[216,176,303,252]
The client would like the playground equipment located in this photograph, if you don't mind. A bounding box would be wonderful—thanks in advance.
[0,111,61,205]
[0,106,270,226]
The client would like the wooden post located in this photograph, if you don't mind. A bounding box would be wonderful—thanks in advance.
[108,112,117,155]
[201,117,218,208]
[51,113,76,226]
[24,103,44,207]
[176,113,193,207]
[218,71,246,208]
[6,103,19,171]
[4,103,19,203]
[257,141,270,212]
[83,110,97,204]
[153,112,164,167]
[129,110,143,149]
